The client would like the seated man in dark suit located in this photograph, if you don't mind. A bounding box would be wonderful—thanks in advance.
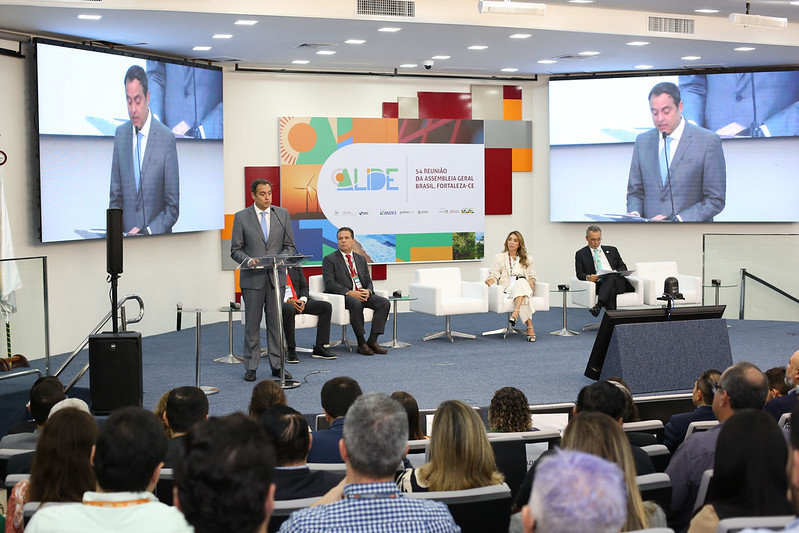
[322,226,390,356]
[663,369,720,452]
[282,266,335,363]
[575,225,634,317]
[259,404,343,500]
[764,350,799,422]
[307,376,362,464]
[163,386,209,468]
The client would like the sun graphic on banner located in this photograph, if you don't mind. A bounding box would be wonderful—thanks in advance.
[279,117,316,165]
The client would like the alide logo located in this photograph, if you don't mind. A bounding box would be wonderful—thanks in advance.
[333,168,400,191]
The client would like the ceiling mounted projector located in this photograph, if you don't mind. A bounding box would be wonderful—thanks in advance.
[478,1,546,15]
[729,12,787,29]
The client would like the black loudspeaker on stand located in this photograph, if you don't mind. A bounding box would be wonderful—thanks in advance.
[107,208,123,276]
[89,332,143,414]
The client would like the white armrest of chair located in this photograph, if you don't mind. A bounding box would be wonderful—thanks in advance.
[533,281,550,311]
[461,281,488,311]
[375,289,390,298]
[486,284,508,313]
[570,277,596,308]
[311,290,347,324]
[409,283,443,315]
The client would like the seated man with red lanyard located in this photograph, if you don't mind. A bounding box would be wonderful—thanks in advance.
[282,266,336,362]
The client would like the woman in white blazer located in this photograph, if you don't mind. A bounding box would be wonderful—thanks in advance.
[485,231,537,341]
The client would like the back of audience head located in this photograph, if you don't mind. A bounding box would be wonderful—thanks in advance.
[28,407,98,502]
[321,376,362,419]
[93,406,168,492]
[695,369,721,406]
[176,413,275,533]
[421,399,503,491]
[604,377,639,422]
[259,404,310,466]
[561,411,647,531]
[165,386,209,435]
[709,409,791,517]
[575,380,625,421]
[30,376,66,426]
[248,379,287,419]
[154,389,173,438]
[523,450,627,533]
[341,393,406,480]
[765,366,790,401]
[717,361,768,413]
[488,386,532,432]
[391,391,425,440]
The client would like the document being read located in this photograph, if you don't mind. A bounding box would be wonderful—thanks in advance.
[597,269,635,277]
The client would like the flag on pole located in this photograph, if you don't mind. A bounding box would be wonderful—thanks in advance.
[0,163,22,323]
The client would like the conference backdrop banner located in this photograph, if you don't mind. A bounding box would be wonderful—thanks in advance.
[280,117,485,266]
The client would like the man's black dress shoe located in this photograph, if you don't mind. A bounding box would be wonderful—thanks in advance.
[590,305,601,317]
[367,342,387,355]
[285,348,299,364]
[357,343,374,356]
[244,370,256,382]
[271,367,293,380]
[312,345,337,360]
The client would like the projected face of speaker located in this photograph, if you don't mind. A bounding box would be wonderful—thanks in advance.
[649,92,683,136]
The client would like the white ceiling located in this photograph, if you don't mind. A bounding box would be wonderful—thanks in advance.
[0,0,798,77]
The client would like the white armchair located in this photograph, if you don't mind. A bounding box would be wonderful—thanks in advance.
[569,275,644,310]
[308,274,389,351]
[409,267,488,342]
[477,267,550,338]
[633,261,702,305]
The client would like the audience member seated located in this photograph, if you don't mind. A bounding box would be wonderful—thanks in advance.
[249,379,288,419]
[307,376,362,463]
[154,389,173,438]
[519,450,627,533]
[25,406,191,533]
[0,376,65,449]
[397,399,504,492]
[391,391,427,440]
[484,230,537,341]
[764,350,799,422]
[6,407,98,533]
[688,409,792,533]
[259,405,343,500]
[666,361,768,533]
[488,386,533,432]
[278,393,460,532]
[766,366,791,401]
[175,413,276,533]
[163,386,209,468]
[605,376,657,447]
[663,369,721,452]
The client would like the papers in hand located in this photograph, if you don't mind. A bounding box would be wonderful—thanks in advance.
[597,269,634,277]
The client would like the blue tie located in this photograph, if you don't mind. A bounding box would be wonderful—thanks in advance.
[133,131,142,191]
[659,136,672,187]
[260,211,269,242]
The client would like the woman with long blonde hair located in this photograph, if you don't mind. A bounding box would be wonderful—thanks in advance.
[397,400,504,492]
[485,230,537,341]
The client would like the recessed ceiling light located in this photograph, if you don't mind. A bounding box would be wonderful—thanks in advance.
[569,0,594,3]
[635,64,654,69]
[501,68,519,72]
[626,41,650,46]
[399,63,417,68]
[432,55,451,60]
[291,60,310,64]
[537,59,557,64]
[734,46,756,51]
[694,9,719,13]
[681,56,701,61]
[193,46,212,51]
[378,27,401,32]
[791,1,799,5]
[578,51,600,56]
[77,14,102,20]
[510,33,532,39]
[468,45,488,50]
[316,50,336,55]
[234,20,258,25]
[345,39,366,44]
[212,34,233,39]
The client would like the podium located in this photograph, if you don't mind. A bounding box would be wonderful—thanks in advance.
[241,253,310,390]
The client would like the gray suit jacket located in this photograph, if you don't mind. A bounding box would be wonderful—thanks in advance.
[230,205,295,289]
[626,121,726,222]
[109,116,180,234]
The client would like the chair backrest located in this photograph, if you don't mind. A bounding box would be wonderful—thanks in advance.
[307,462,347,474]
[308,275,324,293]
[625,529,675,533]
[685,420,718,440]
[415,268,463,299]
[640,444,671,473]
[315,413,329,431]
[623,419,665,443]
[268,497,320,533]
[486,435,527,502]
[693,469,713,513]
[408,483,513,533]
[715,515,795,533]
[5,472,29,491]
[636,472,672,510]
[634,261,679,281]
[407,439,430,452]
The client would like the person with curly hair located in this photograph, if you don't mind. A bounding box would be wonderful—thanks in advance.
[488,386,533,433]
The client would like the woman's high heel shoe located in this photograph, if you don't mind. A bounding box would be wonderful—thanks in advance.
[509,311,519,326]
[526,327,536,342]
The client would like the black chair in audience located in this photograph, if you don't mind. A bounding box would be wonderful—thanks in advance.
[408,483,512,533]
[268,497,319,533]
[486,434,527,501]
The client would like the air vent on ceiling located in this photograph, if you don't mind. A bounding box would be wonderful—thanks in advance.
[296,43,337,49]
[357,0,415,18]
[648,15,695,34]
[551,53,594,61]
